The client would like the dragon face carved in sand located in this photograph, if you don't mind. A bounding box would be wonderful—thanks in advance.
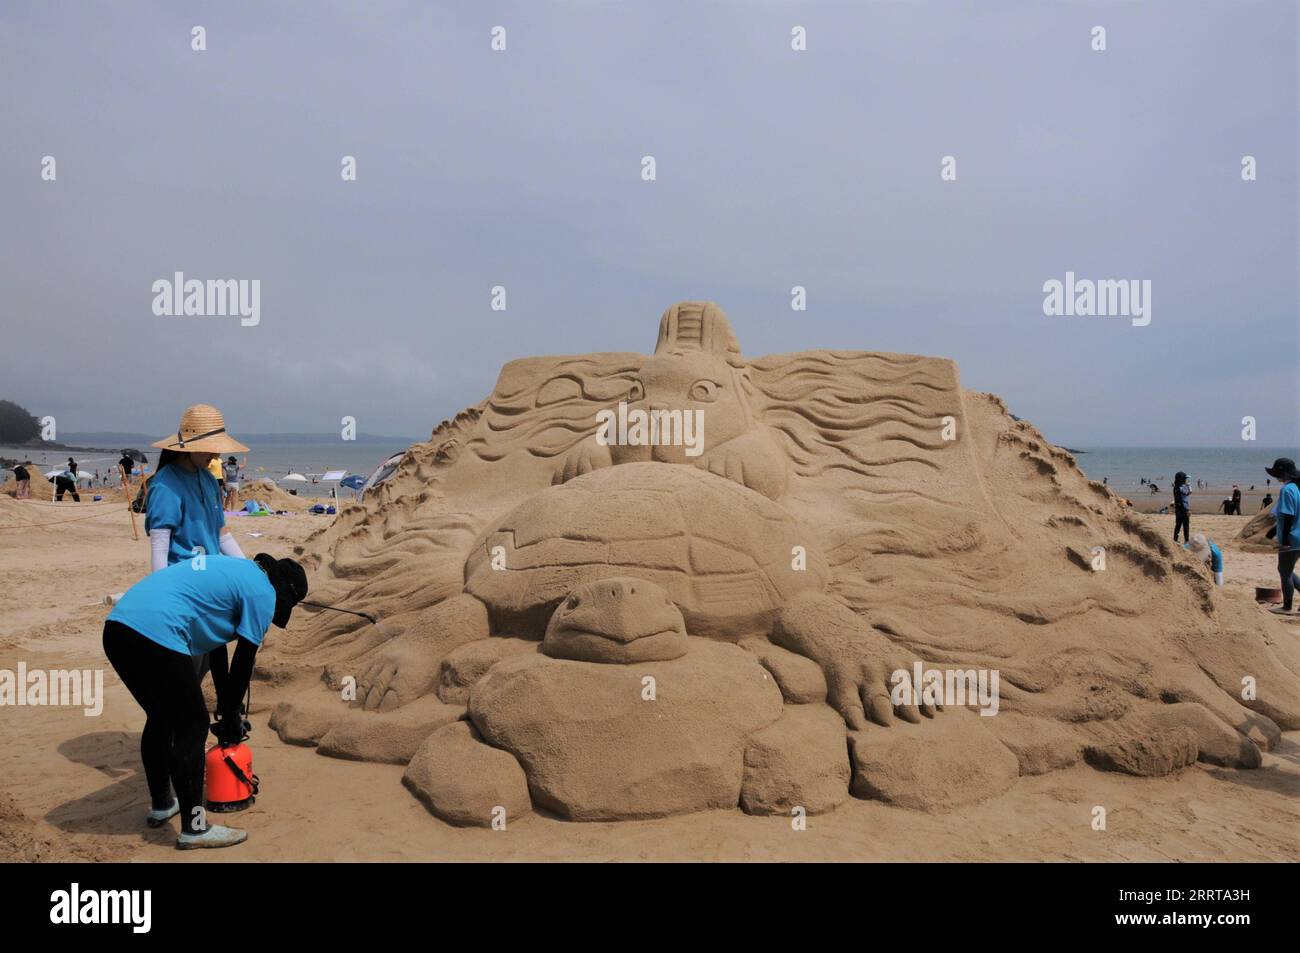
[552,302,789,501]
[264,301,1300,824]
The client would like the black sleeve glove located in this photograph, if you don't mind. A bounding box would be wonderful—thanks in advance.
[212,637,259,743]
[211,715,245,745]
[209,643,231,711]
[225,637,258,705]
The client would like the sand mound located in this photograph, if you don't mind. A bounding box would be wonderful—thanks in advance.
[262,301,1300,822]
[0,495,42,529]
[0,789,96,861]
[4,471,127,501]
[2,469,53,499]
[232,478,312,511]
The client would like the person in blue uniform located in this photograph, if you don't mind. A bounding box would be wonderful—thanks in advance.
[147,404,250,573]
[1266,458,1300,615]
[103,553,308,849]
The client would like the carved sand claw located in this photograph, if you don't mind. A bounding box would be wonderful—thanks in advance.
[357,643,439,711]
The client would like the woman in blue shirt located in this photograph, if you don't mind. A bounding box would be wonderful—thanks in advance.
[147,404,250,572]
[103,553,307,849]
[1265,458,1300,614]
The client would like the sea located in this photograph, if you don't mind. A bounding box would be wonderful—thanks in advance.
[2,442,1292,499]
[0,440,415,498]
[1068,447,1291,495]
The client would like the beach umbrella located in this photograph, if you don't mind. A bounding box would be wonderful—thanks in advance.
[281,472,308,483]
[320,469,348,482]
[340,474,366,490]
[362,450,407,494]
[120,449,148,463]
[44,469,62,478]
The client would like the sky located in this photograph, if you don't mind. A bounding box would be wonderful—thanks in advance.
[1,0,1296,447]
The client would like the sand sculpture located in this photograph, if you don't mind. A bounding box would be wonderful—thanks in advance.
[1238,508,1277,551]
[264,302,1300,825]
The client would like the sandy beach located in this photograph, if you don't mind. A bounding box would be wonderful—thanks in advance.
[3,491,1297,863]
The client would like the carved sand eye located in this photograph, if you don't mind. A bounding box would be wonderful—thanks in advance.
[565,594,580,611]
[689,380,719,402]
[627,380,645,402]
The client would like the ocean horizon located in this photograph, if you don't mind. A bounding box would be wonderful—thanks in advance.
[5,439,1292,499]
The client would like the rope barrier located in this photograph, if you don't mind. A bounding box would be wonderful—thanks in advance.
[0,507,133,530]
[3,498,123,507]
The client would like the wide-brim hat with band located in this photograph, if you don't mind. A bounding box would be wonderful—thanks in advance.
[1265,457,1299,481]
[152,404,249,454]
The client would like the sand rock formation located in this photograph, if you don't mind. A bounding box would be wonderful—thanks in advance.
[263,301,1300,823]
[741,704,851,815]
[470,640,783,820]
[403,721,531,827]
[436,637,538,705]
[1238,506,1276,551]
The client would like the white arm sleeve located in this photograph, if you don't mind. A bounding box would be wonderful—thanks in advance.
[219,532,246,559]
[149,529,171,573]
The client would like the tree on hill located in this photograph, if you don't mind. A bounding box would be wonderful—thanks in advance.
[0,400,41,444]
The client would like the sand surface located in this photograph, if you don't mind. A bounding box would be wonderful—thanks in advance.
[2,496,1296,862]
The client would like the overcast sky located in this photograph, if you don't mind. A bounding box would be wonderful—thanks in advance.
[2,1,1296,446]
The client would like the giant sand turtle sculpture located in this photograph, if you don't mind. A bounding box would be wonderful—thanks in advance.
[265,301,1300,825]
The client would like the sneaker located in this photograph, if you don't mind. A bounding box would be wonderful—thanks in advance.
[146,798,179,828]
[176,824,248,850]
[1268,606,1294,615]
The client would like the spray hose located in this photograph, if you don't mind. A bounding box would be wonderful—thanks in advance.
[299,600,378,624]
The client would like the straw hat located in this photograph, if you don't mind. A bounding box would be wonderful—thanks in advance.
[152,404,249,454]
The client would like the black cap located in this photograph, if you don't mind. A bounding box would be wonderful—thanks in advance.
[1265,457,1298,481]
[254,553,309,628]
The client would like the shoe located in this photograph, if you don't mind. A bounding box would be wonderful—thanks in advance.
[146,798,179,827]
[1267,606,1294,615]
[176,824,248,850]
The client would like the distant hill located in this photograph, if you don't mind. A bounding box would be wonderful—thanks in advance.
[59,432,418,447]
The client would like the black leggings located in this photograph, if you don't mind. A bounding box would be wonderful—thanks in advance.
[54,477,80,502]
[1174,506,1190,543]
[1280,550,1300,611]
[102,621,209,834]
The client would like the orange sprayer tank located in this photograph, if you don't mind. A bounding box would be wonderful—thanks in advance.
[205,742,259,812]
